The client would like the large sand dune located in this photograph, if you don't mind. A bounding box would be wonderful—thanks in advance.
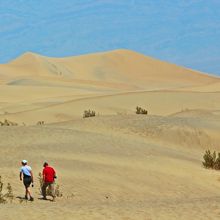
[0,50,220,219]
[0,49,219,124]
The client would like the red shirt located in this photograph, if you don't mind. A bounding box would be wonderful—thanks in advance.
[43,166,56,183]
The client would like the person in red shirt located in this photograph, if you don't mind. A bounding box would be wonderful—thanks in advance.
[42,162,56,201]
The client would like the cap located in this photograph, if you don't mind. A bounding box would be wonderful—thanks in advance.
[22,159,27,164]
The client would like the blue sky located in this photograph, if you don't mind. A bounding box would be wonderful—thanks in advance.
[0,0,220,75]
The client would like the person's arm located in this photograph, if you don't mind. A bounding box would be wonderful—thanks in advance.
[53,168,57,179]
[19,171,22,181]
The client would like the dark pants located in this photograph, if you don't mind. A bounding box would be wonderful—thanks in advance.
[42,182,55,198]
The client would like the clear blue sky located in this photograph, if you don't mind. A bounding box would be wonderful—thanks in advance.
[0,0,220,75]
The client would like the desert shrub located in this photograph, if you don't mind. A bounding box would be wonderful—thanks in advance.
[136,106,148,115]
[214,153,220,170]
[202,150,216,168]
[38,172,44,194]
[38,173,62,198]
[0,176,14,204]
[37,121,45,125]
[0,119,18,126]
[83,109,96,118]
[0,176,6,204]
[202,150,220,170]
[5,183,14,203]
[54,184,63,197]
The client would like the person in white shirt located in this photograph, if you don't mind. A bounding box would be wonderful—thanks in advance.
[20,160,34,201]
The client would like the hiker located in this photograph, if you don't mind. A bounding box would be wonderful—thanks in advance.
[20,160,34,201]
[42,162,56,201]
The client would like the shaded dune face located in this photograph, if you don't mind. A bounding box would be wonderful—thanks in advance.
[0,49,219,124]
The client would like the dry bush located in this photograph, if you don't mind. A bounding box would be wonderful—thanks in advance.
[202,150,220,170]
[38,173,62,197]
[54,184,62,197]
[203,150,216,168]
[0,119,18,126]
[214,153,220,170]
[136,106,148,115]
[0,176,6,204]
[83,109,96,118]
[38,172,44,194]
[37,121,45,125]
[0,176,14,204]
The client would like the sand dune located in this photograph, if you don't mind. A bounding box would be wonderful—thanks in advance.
[0,49,219,124]
[0,50,220,219]
[1,49,219,90]
[0,90,220,125]
[1,115,220,219]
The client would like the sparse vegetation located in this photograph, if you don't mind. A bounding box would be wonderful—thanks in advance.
[37,121,45,125]
[38,173,62,198]
[0,119,18,126]
[0,176,14,204]
[83,109,96,118]
[136,106,148,115]
[54,184,62,197]
[202,150,220,170]
[38,172,44,194]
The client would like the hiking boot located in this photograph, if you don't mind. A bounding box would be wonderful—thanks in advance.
[24,195,28,200]
[29,197,34,201]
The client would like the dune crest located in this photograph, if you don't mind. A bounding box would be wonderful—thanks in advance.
[1,49,219,87]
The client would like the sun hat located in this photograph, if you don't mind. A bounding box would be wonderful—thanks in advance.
[22,159,27,164]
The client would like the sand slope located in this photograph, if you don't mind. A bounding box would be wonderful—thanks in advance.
[1,115,220,219]
[1,49,219,88]
[0,49,219,124]
[0,50,220,219]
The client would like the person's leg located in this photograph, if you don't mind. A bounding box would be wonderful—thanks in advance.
[42,182,48,199]
[25,187,28,199]
[26,186,34,201]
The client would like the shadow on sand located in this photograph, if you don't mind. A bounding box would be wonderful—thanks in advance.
[38,197,54,202]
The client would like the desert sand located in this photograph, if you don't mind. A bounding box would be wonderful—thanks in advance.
[0,49,220,219]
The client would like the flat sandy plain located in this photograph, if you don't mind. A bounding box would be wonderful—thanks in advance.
[0,50,220,219]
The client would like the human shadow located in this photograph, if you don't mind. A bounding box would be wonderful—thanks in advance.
[38,197,54,202]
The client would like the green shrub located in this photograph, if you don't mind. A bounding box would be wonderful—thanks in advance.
[83,109,96,118]
[136,106,148,115]
[202,150,220,170]
[202,150,216,168]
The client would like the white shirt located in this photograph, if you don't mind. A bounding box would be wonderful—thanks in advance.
[20,165,32,176]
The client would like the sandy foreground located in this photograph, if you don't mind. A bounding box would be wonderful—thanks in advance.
[0,50,220,219]
[0,114,220,220]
